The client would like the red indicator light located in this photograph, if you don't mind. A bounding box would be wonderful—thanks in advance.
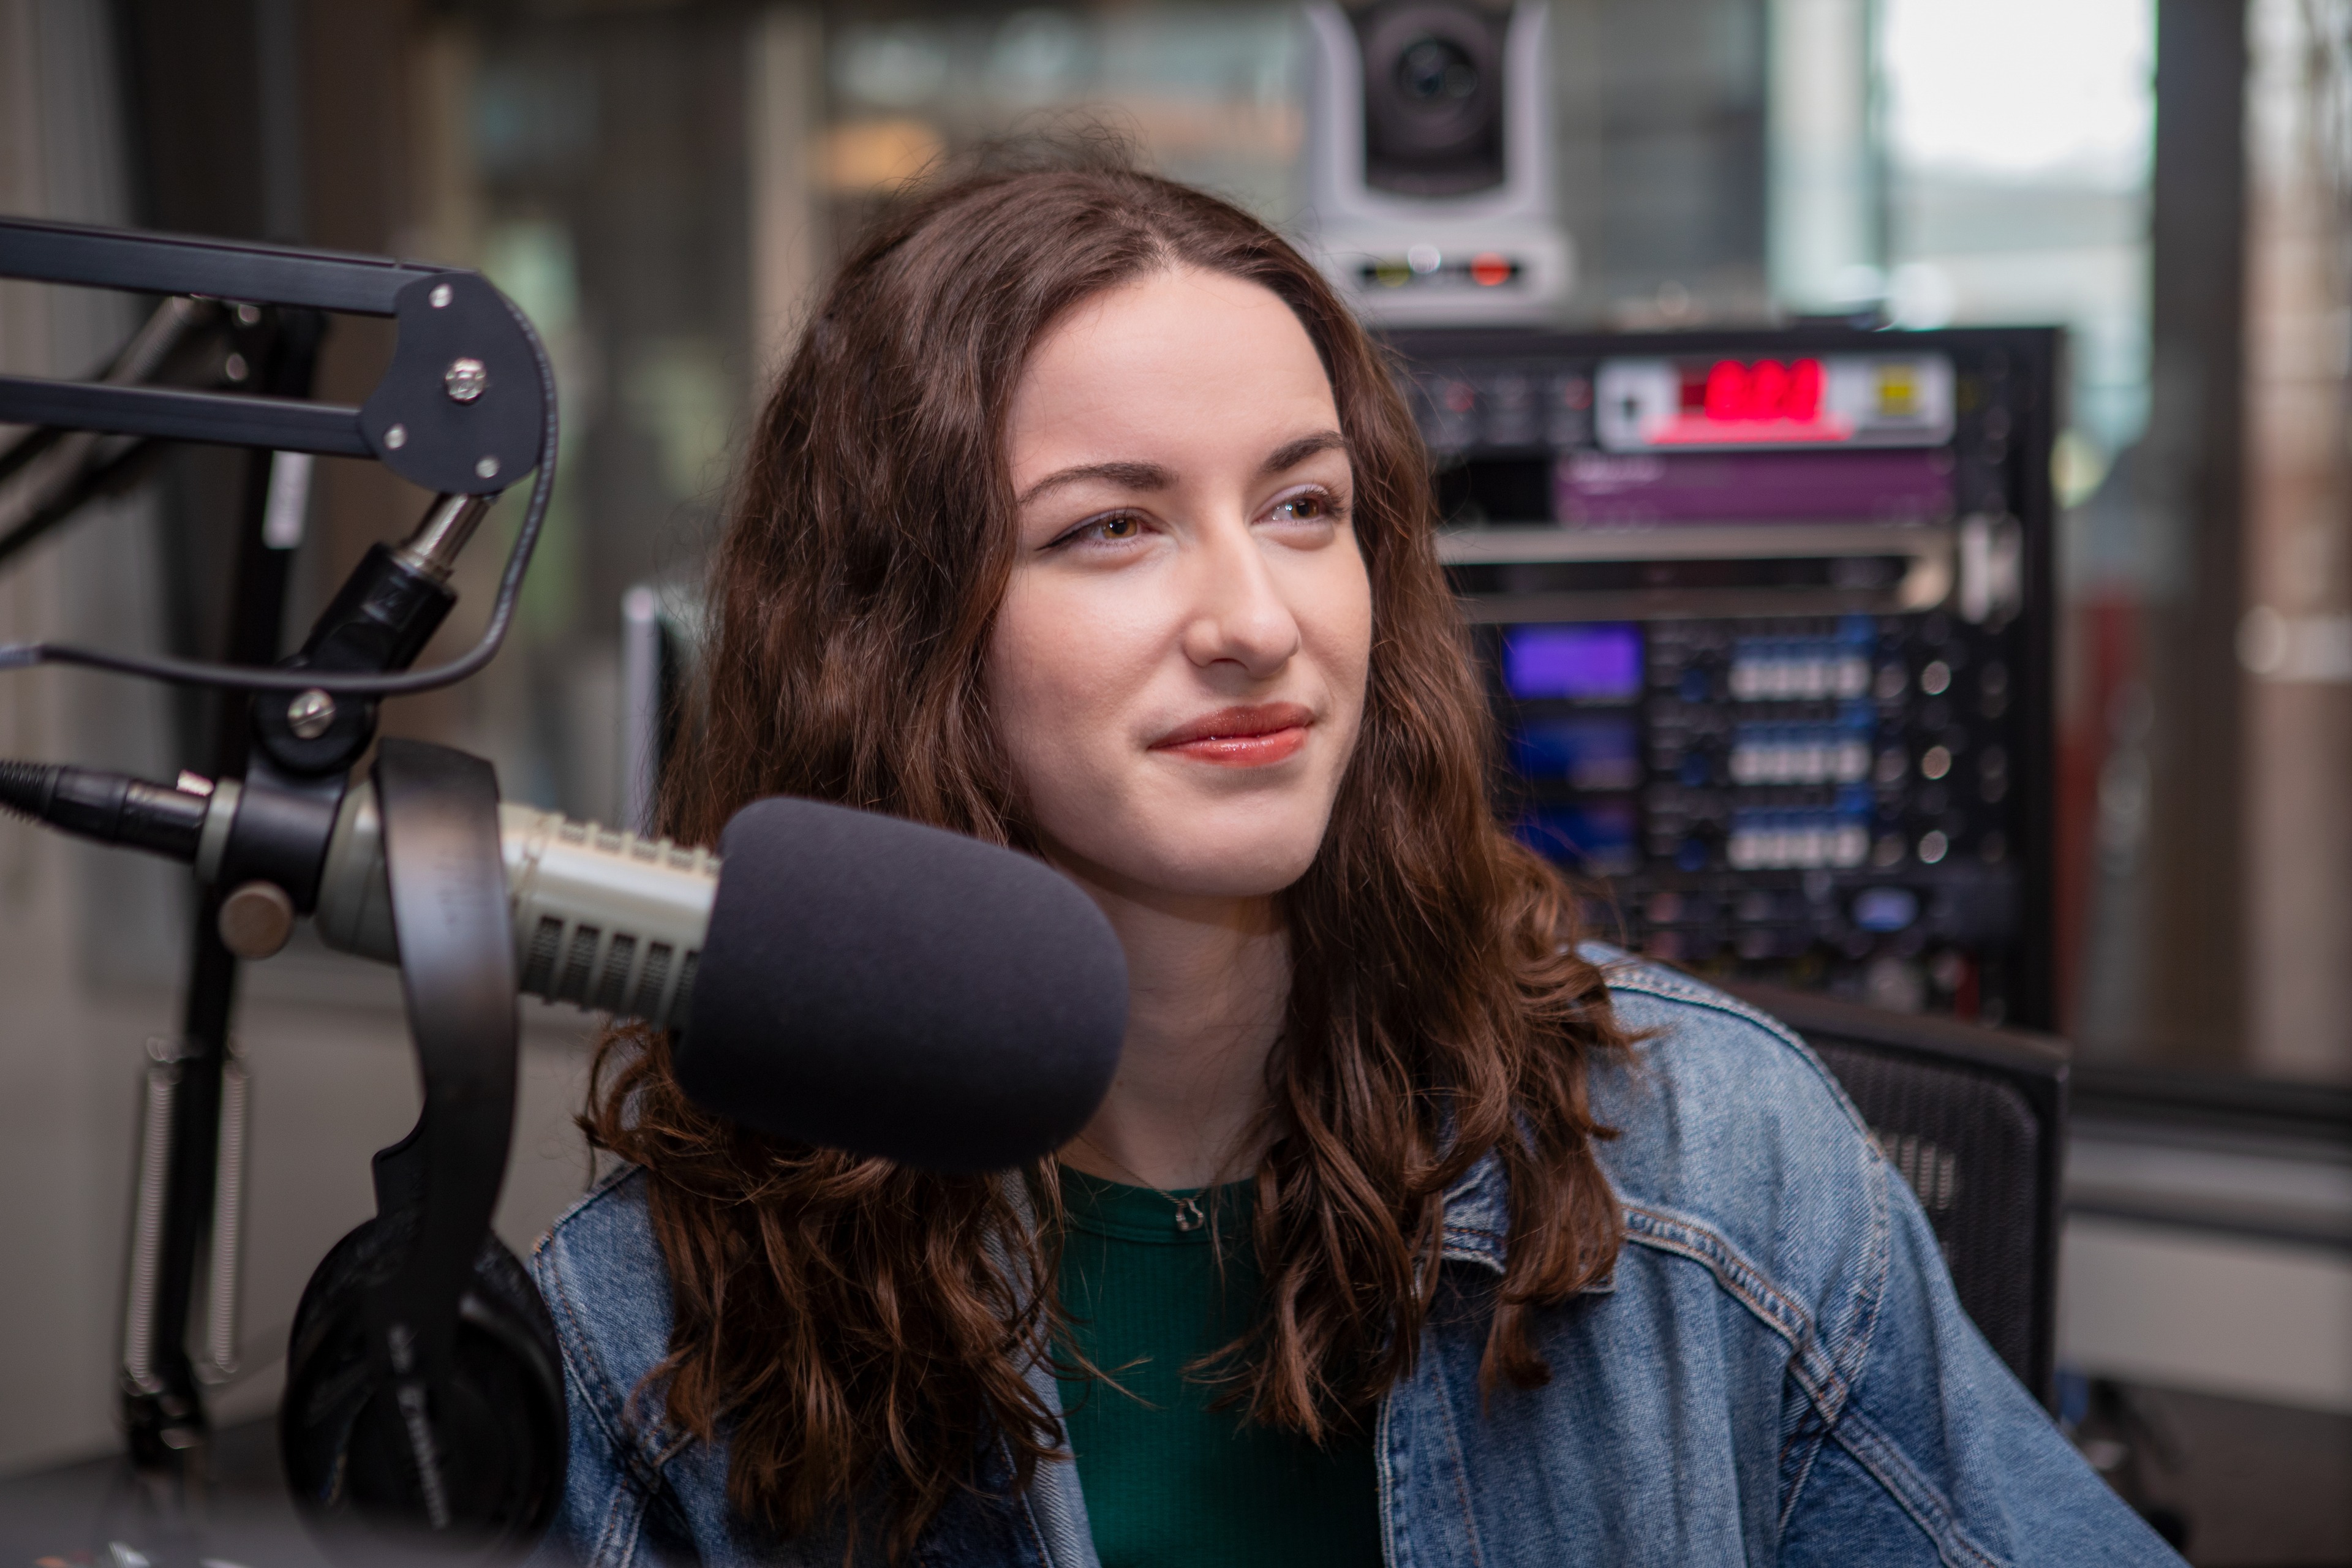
[1704,359,1745,420]
[1643,356,1849,446]
[1698,358,1829,422]
[1469,252,1512,287]
[1786,356,1823,421]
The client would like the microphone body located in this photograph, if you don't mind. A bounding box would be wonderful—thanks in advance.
[1,760,1128,1170]
[0,764,716,1028]
[300,780,714,1031]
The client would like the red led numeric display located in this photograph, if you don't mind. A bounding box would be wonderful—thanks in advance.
[1597,351,1951,449]
[1692,358,1825,423]
[1644,357,1844,444]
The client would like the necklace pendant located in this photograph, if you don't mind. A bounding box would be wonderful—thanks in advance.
[1173,1196,1207,1233]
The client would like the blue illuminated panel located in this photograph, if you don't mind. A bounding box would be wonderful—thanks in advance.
[1516,801,1638,877]
[1501,623,1642,703]
[1512,717,1640,790]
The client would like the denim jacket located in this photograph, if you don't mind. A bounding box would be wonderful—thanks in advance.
[527,954,2182,1567]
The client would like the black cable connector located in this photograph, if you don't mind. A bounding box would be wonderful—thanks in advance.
[0,760,208,862]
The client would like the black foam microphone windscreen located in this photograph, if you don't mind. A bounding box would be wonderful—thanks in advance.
[676,797,1128,1172]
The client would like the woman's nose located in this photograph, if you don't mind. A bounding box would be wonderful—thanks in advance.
[1178,515,1301,678]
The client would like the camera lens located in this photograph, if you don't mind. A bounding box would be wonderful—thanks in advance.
[1398,37,1479,104]
[1356,2,1506,196]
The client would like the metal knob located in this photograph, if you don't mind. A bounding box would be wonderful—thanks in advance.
[218,880,295,960]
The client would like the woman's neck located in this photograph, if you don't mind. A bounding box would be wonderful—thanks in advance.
[1053,870,1289,1191]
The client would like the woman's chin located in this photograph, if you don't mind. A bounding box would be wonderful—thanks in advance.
[1060,831,1325,907]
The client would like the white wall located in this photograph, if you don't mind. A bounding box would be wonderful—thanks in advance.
[2060,1216,2352,1415]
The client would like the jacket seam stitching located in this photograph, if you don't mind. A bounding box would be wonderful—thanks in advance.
[537,1235,679,1497]
[1016,1494,1055,1568]
[1601,970,1874,1139]
[582,1370,648,1568]
[539,1238,634,1441]
[1608,963,1901,1427]
[1833,1151,1896,1400]
[1774,1401,1831,1537]
[1422,1352,1491,1568]
[590,1494,644,1568]
[1011,1449,1058,1568]
[538,1160,643,1250]
[1828,1404,2012,1568]
[1619,1204,1850,1415]
[1374,1390,1407,1568]
[1440,1225,1506,1275]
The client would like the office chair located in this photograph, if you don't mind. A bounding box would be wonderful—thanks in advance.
[1725,982,2069,1408]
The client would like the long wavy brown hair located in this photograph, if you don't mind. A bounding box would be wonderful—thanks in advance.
[586,150,1630,1556]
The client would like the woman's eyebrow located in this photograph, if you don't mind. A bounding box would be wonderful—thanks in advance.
[1261,429,1349,475]
[1016,432,1347,507]
[1017,459,1172,506]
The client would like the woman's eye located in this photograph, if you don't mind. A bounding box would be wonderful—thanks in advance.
[1270,492,1335,524]
[1046,512,1145,550]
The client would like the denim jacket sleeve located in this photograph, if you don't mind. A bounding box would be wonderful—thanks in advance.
[526,1166,689,1568]
[1776,1123,2166,1565]
[526,1165,1063,1568]
[1591,962,2180,1567]
[529,1165,786,1568]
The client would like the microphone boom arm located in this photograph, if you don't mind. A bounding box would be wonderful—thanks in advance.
[0,215,559,697]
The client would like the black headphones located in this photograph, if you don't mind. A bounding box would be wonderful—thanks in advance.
[277,742,567,1558]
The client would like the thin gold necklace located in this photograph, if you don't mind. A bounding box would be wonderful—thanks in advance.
[1069,1133,1208,1234]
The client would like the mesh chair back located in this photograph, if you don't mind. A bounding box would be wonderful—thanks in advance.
[1726,983,2068,1406]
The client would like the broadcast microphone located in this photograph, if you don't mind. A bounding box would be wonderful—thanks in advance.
[0,761,1127,1170]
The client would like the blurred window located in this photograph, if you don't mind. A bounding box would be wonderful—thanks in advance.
[1880,0,2154,488]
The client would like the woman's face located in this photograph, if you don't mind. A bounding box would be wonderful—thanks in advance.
[987,268,1373,905]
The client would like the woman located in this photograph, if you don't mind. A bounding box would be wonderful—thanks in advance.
[533,157,2176,1566]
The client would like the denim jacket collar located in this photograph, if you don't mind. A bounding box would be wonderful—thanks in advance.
[1434,1140,1618,1294]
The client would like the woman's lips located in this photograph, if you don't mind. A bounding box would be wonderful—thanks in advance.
[1152,703,1314,767]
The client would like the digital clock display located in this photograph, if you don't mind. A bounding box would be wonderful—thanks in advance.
[1594,353,1955,453]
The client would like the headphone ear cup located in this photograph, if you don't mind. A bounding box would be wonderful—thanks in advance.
[282,1218,567,1559]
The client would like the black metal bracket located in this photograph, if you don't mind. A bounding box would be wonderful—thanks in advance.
[0,220,541,496]
[0,214,445,311]
[363,739,519,1515]
[356,273,541,496]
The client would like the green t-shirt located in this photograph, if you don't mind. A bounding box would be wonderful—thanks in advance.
[1055,1169,1382,1568]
